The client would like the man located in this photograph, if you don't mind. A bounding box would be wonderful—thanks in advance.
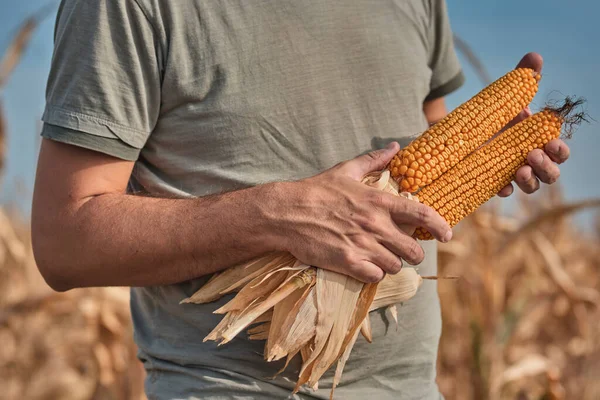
[31,1,569,399]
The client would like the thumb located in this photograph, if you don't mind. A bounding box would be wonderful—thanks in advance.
[344,142,400,180]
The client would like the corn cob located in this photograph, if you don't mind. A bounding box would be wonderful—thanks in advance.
[412,98,585,240]
[389,68,540,192]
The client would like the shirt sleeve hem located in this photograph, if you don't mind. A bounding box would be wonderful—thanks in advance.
[425,70,466,102]
[41,123,141,161]
[42,105,150,149]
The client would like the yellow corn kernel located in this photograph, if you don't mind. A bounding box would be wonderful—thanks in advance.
[389,68,540,193]
[414,108,563,240]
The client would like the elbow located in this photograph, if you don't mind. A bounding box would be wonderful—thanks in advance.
[31,221,77,292]
[43,274,74,293]
[34,262,74,293]
[44,277,73,293]
[31,249,74,292]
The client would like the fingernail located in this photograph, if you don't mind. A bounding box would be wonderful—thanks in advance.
[443,230,452,243]
[386,142,396,150]
[531,152,543,166]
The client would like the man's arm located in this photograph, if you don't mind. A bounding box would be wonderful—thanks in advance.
[32,0,453,293]
[32,138,451,292]
[31,139,283,290]
[423,97,449,125]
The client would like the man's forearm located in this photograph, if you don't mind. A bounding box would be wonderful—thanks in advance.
[32,182,284,291]
[33,138,454,290]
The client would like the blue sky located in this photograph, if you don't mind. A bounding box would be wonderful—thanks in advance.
[0,0,598,222]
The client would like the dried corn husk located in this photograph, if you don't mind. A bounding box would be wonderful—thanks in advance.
[360,317,373,343]
[180,252,295,304]
[184,169,425,398]
[370,268,423,311]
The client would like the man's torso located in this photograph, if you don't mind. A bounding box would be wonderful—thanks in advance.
[46,1,461,398]
[130,2,445,399]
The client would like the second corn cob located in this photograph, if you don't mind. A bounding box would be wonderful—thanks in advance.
[407,98,585,240]
[389,68,540,192]
[414,108,560,239]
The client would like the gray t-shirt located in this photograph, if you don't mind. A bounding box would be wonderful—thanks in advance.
[41,1,464,399]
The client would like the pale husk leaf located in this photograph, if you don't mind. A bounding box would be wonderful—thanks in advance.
[181,252,293,304]
[360,316,373,343]
[267,285,318,362]
[247,322,271,336]
[297,269,350,380]
[330,327,361,400]
[370,268,423,311]
[218,269,316,344]
[213,268,289,314]
[307,276,363,386]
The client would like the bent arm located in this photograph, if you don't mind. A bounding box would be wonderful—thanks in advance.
[32,138,452,292]
[31,139,284,291]
[423,97,449,125]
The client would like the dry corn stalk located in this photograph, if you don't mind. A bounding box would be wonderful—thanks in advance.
[183,66,586,398]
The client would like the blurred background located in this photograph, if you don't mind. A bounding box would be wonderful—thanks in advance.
[0,1,598,399]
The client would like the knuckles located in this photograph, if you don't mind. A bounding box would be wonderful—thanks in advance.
[341,250,386,283]
[339,249,358,267]
[356,213,380,234]
[404,240,424,265]
[384,258,403,275]
[367,190,389,209]
[365,150,383,164]
[351,234,372,249]
[362,268,385,283]
[416,206,433,225]
[520,178,540,193]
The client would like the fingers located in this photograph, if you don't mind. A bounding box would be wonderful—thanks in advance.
[346,240,416,283]
[378,226,424,265]
[505,141,566,195]
[346,260,386,283]
[528,149,560,184]
[544,139,570,164]
[388,198,452,242]
[342,142,400,180]
[369,245,404,275]
[515,52,543,73]
[515,165,540,194]
[497,183,514,198]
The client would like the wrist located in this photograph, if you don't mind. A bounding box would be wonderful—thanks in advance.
[252,180,296,253]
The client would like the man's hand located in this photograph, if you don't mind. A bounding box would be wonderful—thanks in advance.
[271,142,452,283]
[497,52,570,197]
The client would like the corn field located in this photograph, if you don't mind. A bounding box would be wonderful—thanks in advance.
[0,189,598,400]
[1,8,599,400]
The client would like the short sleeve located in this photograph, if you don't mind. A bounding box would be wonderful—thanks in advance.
[41,0,161,160]
[425,0,465,102]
